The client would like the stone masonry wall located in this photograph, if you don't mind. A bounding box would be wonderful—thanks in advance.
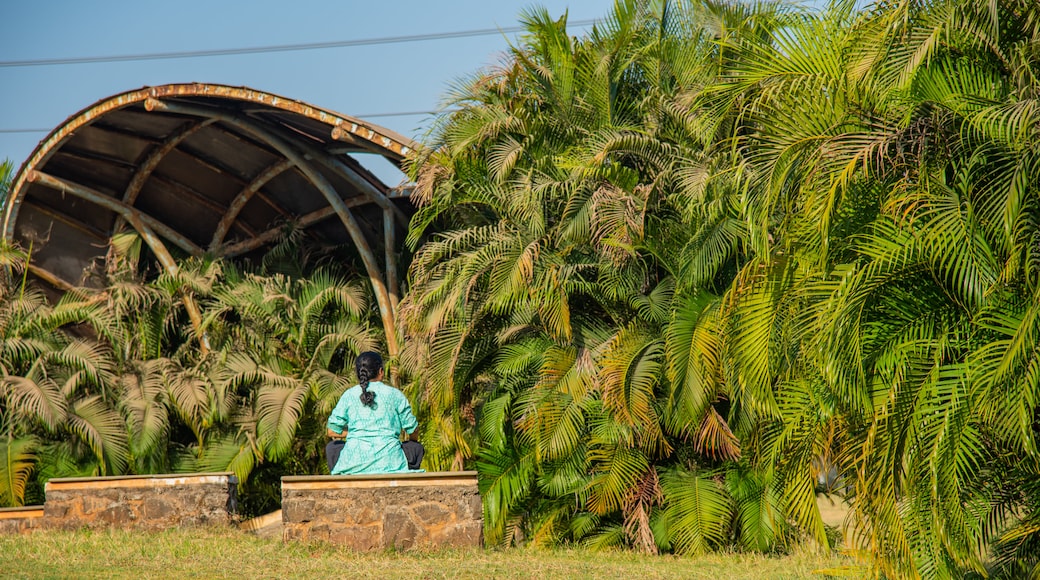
[281,472,481,550]
[43,473,236,531]
[0,506,44,534]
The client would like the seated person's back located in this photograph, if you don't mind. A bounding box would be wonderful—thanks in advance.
[326,351,421,475]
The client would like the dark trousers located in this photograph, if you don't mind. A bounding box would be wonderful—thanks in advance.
[325,439,425,473]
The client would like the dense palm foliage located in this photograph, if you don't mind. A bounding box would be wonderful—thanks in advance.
[400,0,1040,577]
[0,229,380,514]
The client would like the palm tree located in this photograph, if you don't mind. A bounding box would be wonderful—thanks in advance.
[0,159,14,212]
[700,0,1040,575]
[174,261,375,512]
[0,242,127,505]
[403,0,810,552]
[0,219,385,513]
[407,0,1040,572]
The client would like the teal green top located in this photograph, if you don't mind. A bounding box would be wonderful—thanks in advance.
[326,381,419,475]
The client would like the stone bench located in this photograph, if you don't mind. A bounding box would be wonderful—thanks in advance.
[0,506,44,534]
[43,472,237,531]
[281,471,481,550]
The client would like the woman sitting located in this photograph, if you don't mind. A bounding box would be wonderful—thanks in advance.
[326,351,421,474]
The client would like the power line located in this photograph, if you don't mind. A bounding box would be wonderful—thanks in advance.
[0,20,598,68]
[357,110,439,119]
[0,110,445,134]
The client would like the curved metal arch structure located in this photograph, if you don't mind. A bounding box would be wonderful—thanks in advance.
[3,83,421,356]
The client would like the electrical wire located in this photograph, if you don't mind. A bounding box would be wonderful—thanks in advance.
[0,128,52,134]
[0,20,597,68]
[0,20,594,133]
[0,111,442,134]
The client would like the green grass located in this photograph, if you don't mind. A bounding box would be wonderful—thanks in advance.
[0,527,864,579]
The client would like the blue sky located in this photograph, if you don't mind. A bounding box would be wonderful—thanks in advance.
[0,0,831,183]
[0,0,610,182]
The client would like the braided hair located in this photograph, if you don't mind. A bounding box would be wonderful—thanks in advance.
[355,351,383,408]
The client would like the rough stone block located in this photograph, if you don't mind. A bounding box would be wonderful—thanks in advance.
[0,506,44,534]
[42,473,236,531]
[281,471,482,550]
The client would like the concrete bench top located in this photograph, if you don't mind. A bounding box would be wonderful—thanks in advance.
[45,472,236,490]
[0,506,44,519]
[282,471,477,490]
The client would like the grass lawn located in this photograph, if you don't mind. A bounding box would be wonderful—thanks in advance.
[0,527,863,579]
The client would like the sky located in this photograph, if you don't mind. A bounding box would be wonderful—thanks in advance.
[0,0,831,185]
[0,0,614,184]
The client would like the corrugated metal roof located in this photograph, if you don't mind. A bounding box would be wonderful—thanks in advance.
[3,83,419,354]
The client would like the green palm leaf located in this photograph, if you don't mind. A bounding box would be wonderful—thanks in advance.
[67,395,128,475]
[660,467,731,555]
[0,435,37,507]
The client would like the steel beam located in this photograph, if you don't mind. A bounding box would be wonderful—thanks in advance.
[384,207,399,313]
[145,98,400,357]
[331,120,413,163]
[312,152,409,228]
[4,83,419,242]
[218,206,337,257]
[25,170,203,255]
[122,119,216,206]
[209,159,294,251]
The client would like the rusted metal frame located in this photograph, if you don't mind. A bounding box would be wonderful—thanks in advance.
[122,118,216,206]
[27,264,76,293]
[145,98,400,357]
[208,159,293,251]
[4,83,419,243]
[383,208,399,313]
[123,213,210,354]
[325,136,372,154]
[156,119,297,224]
[221,110,406,225]
[324,147,401,197]
[326,130,387,156]
[146,84,416,161]
[242,108,328,141]
[313,152,409,228]
[245,117,407,227]
[163,122,296,223]
[219,189,387,258]
[218,192,379,257]
[330,120,413,163]
[218,206,336,257]
[25,170,203,255]
[5,93,158,240]
[20,200,109,241]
